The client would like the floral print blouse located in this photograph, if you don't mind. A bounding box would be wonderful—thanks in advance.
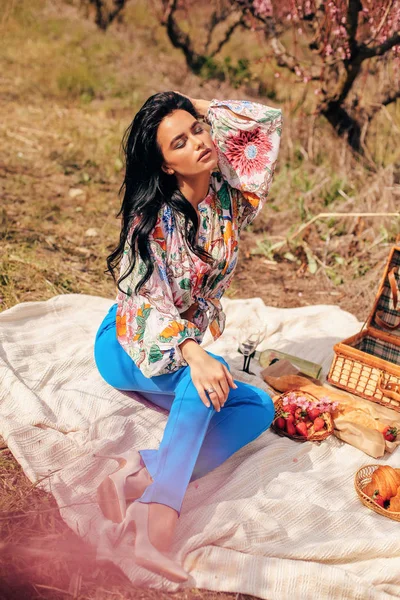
[115,99,283,377]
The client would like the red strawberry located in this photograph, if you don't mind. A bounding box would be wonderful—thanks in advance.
[286,404,297,415]
[295,407,308,422]
[285,413,295,424]
[307,407,321,422]
[383,426,398,442]
[275,417,286,430]
[372,490,385,508]
[313,417,326,432]
[295,422,308,438]
[286,421,296,436]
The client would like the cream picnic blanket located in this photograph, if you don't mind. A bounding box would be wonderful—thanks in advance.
[0,294,399,600]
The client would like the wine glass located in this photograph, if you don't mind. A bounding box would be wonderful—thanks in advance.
[238,323,267,374]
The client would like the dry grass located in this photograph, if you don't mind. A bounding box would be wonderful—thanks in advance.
[0,0,399,598]
[0,444,242,599]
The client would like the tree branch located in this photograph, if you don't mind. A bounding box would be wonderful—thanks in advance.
[361,31,400,59]
[346,0,362,55]
[209,15,247,58]
[162,0,206,72]
[161,0,247,73]
[90,0,127,31]
[270,36,320,80]
[205,7,232,52]
[363,0,396,47]
[382,89,400,106]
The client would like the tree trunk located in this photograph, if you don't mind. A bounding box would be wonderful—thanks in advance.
[320,101,362,153]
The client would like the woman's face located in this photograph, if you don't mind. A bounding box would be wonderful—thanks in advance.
[156,109,218,178]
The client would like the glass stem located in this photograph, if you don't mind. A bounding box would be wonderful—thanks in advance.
[245,350,256,373]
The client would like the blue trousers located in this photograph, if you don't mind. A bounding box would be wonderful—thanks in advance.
[94,303,274,515]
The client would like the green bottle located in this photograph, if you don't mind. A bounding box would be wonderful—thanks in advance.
[257,349,322,380]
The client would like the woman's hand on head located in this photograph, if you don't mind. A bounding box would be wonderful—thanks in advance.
[189,353,238,412]
[173,91,210,120]
[173,90,190,100]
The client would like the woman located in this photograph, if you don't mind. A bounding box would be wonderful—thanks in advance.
[94,91,282,582]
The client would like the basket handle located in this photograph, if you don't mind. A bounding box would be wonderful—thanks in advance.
[375,267,400,331]
[378,372,400,402]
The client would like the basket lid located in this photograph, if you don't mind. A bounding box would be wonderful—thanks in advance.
[366,245,400,339]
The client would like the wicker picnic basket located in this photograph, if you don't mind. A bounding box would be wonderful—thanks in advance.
[327,245,400,413]
[354,464,400,522]
[271,390,334,442]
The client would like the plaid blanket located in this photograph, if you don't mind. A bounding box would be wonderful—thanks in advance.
[356,334,400,366]
[372,249,400,334]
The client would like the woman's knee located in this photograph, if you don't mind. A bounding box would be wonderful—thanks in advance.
[261,393,275,428]
[250,388,275,430]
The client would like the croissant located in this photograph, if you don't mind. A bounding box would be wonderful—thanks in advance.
[364,481,379,498]
[380,466,400,497]
[364,466,400,501]
[388,488,400,512]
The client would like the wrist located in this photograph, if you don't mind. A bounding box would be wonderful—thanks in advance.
[179,338,206,364]
[192,99,211,119]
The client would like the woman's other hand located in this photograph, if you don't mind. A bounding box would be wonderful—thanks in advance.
[173,91,210,120]
[179,339,238,412]
[190,353,238,412]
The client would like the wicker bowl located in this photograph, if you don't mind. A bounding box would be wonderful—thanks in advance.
[354,464,400,522]
[271,389,334,443]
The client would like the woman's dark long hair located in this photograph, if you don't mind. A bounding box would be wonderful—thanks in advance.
[106,91,213,295]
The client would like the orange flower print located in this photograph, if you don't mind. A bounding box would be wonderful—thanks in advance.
[152,225,167,252]
[242,191,260,209]
[132,303,153,342]
[137,303,152,318]
[209,319,221,339]
[160,321,186,340]
[223,220,233,245]
[116,314,127,337]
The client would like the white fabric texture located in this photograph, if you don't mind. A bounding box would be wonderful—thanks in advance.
[0,293,399,600]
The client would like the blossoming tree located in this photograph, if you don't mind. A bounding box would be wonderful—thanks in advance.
[155,0,400,152]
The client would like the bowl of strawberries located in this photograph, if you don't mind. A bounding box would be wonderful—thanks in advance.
[271,390,337,442]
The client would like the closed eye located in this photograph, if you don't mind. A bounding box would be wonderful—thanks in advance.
[174,125,204,149]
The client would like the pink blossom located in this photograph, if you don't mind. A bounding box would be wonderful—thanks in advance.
[253,0,273,17]
[320,396,331,403]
